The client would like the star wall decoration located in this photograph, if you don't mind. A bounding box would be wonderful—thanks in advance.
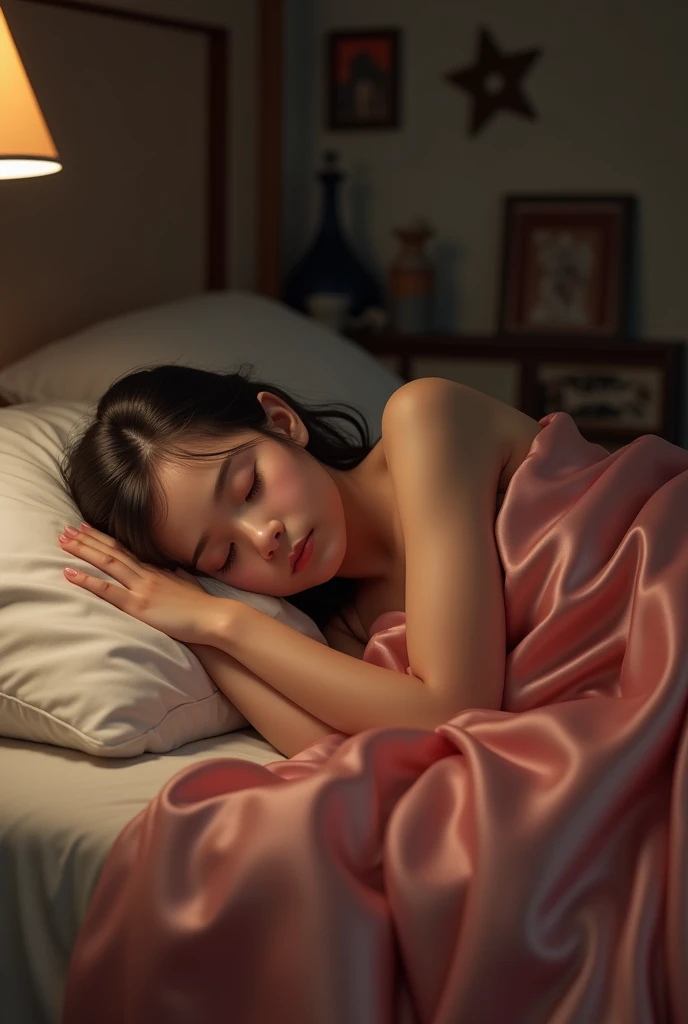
[446,27,542,136]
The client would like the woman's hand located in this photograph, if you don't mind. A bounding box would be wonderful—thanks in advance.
[57,522,224,645]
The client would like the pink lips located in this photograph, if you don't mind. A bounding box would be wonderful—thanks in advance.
[291,530,313,573]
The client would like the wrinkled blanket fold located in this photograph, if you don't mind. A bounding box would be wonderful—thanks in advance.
[62,413,688,1023]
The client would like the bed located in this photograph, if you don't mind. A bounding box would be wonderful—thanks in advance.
[0,733,283,1024]
[4,4,688,1022]
[0,2,403,1021]
[6,383,688,1024]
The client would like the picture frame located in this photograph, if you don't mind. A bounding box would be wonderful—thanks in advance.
[530,345,676,450]
[327,28,401,130]
[498,195,636,337]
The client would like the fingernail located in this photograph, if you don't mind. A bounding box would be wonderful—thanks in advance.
[64,525,80,537]
[64,568,77,577]
[80,521,91,529]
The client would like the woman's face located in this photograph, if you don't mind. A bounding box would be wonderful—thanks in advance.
[150,393,348,596]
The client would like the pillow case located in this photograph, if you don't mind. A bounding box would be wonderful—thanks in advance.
[0,290,402,433]
[0,402,326,758]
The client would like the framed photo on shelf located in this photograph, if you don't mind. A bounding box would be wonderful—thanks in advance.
[327,28,401,130]
[535,359,666,448]
[498,195,636,337]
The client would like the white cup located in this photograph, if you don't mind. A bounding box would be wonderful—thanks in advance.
[305,292,351,333]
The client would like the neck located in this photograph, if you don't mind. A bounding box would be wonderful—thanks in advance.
[327,446,398,582]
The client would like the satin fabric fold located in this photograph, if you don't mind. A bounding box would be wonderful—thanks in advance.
[62,413,688,1023]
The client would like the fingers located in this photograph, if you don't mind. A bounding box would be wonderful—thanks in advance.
[58,525,145,586]
[77,523,159,572]
[78,522,133,557]
[77,522,111,543]
[62,565,128,610]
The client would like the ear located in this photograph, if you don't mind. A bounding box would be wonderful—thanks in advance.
[256,391,308,446]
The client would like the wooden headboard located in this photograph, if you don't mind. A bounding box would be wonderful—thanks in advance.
[0,0,282,372]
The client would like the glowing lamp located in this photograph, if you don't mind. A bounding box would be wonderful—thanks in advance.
[0,6,61,179]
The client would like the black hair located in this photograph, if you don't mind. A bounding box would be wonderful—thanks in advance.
[59,363,375,645]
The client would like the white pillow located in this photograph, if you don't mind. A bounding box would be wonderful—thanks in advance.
[0,401,327,758]
[0,290,402,433]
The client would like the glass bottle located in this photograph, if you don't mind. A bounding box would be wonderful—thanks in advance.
[284,151,381,331]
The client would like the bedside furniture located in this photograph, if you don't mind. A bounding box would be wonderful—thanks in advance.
[350,332,686,450]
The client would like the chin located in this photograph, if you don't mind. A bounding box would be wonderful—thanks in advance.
[285,566,333,597]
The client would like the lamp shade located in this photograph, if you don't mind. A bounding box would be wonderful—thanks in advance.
[0,6,61,179]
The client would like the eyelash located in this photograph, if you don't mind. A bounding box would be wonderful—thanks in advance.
[219,468,262,574]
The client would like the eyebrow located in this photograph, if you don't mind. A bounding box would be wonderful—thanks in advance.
[189,453,234,572]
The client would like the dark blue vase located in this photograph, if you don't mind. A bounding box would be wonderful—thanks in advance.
[284,150,381,319]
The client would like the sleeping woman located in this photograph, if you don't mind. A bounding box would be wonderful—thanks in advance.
[57,364,542,757]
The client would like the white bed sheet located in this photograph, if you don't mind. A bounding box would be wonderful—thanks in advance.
[0,730,285,1024]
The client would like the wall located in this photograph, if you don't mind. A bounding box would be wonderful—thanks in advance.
[285,0,688,338]
[282,0,688,441]
[0,0,259,367]
[23,0,260,289]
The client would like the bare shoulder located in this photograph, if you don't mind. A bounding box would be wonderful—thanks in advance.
[382,377,542,485]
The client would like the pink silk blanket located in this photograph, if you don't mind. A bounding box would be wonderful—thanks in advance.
[62,412,688,1023]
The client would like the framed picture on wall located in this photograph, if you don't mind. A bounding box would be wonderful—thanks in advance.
[327,28,401,130]
[498,195,636,337]
[535,360,665,442]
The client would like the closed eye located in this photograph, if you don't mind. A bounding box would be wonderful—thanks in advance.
[218,467,262,574]
[246,468,262,502]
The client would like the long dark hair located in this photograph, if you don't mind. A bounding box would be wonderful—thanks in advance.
[59,363,375,644]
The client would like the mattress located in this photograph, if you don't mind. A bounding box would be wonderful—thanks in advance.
[0,730,285,1024]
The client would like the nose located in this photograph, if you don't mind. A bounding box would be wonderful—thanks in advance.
[246,518,284,561]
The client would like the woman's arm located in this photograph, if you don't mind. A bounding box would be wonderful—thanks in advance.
[187,642,338,758]
[381,377,513,713]
[203,604,452,734]
[199,377,526,733]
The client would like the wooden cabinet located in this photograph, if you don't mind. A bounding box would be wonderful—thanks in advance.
[350,332,686,450]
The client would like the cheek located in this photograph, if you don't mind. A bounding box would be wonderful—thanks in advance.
[271,460,330,513]
[268,464,307,511]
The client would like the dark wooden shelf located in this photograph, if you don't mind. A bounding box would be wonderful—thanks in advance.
[349,330,684,357]
[348,331,686,447]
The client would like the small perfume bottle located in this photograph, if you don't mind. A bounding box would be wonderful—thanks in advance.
[388,220,435,334]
